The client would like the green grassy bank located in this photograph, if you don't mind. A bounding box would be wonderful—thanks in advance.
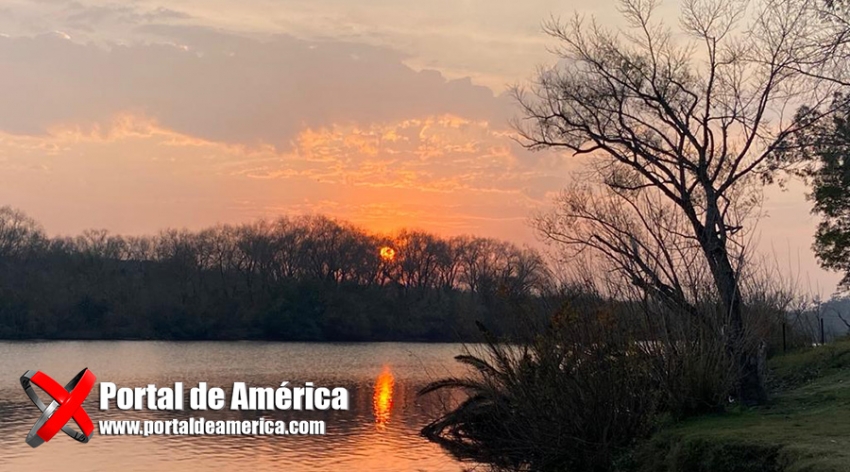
[624,341,850,472]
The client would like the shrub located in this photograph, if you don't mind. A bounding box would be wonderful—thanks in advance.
[420,310,661,472]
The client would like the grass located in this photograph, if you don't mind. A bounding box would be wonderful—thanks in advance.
[625,340,850,472]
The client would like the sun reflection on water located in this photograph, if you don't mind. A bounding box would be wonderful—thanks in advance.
[372,366,395,429]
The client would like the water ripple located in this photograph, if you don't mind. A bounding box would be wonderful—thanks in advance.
[0,341,472,472]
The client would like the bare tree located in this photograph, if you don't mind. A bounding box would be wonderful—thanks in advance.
[0,206,45,258]
[516,0,847,404]
[781,0,850,85]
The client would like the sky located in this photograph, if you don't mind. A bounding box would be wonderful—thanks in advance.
[0,0,842,294]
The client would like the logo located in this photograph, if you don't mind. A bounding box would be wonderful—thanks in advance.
[20,368,96,448]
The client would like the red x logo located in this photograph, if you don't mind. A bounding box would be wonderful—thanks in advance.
[20,368,96,448]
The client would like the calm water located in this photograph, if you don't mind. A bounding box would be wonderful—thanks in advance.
[0,342,473,472]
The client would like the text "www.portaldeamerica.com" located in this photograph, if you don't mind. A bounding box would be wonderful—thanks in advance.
[98,418,326,437]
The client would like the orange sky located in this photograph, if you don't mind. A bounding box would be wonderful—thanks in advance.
[0,0,841,294]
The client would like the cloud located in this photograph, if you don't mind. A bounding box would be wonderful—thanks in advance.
[0,113,557,244]
[63,5,191,32]
[231,114,567,195]
[0,0,561,91]
[0,26,514,150]
[0,11,568,244]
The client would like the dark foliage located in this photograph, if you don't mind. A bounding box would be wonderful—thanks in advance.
[0,207,551,341]
[787,97,850,286]
[420,307,662,472]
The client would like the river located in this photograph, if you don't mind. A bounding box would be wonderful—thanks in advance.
[0,341,473,472]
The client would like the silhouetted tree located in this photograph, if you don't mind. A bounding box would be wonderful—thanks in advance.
[516,0,848,404]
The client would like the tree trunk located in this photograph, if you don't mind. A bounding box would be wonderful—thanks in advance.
[705,239,768,406]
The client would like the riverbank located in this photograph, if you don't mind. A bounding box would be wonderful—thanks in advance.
[625,340,850,472]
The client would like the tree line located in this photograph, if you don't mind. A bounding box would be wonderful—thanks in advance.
[0,207,551,341]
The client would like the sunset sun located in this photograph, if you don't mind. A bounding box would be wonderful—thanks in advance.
[379,246,396,261]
